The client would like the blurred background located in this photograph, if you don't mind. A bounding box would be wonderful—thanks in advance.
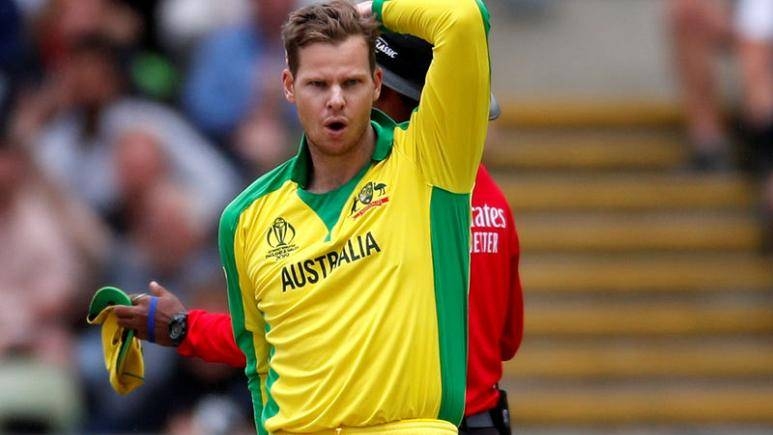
[0,0,771,434]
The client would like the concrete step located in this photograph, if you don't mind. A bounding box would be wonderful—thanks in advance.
[493,173,754,212]
[505,340,773,379]
[484,130,687,171]
[521,253,773,292]
[502,384,773,424]
[525,301,773,337]
[496,100,684,129]
[516,212,761,252]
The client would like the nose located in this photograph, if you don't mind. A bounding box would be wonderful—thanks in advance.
[327,85,345,111]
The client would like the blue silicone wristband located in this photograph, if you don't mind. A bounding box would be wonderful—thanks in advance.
[147,296,158,343]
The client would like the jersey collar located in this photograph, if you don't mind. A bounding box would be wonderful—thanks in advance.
[291,109,396,188]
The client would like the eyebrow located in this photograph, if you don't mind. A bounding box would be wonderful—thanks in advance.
[301,71,370,83]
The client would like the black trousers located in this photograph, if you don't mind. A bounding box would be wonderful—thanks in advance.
[459,389,511,435]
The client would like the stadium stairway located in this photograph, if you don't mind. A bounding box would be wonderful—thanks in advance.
[486,101,773,434]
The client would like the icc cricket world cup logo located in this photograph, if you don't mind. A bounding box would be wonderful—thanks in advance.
[267,217,296,248]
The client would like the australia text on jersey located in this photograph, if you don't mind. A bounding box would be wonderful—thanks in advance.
[281,231,382,292]
[471,203,506,254]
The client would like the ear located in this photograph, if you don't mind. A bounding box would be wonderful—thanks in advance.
[282,68,296,103]
[372,67,383,102]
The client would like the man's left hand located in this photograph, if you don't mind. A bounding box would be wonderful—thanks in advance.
[114,281,187,347]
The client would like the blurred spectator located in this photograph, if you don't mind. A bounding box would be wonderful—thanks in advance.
[0,134,82,370]
[1,58,108,358]
[31,0,141,72]
[667,0,773,248]
[110,128,169,229]
[666,0,735,171]
[738,0,773,129]
[158,0,250,60]
[108,181,220,296]
[78,181,226,433]
[30,0,183,102]
[16,34,240,233]
[0,79,107,432]
[182,0,298,176]
[736,0,773,249]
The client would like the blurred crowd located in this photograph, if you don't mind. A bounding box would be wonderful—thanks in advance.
[0,0,771,433]
[0,0,302,432]
[667,0,773,247]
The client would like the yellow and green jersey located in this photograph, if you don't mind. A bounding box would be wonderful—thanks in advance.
[218,0,491,433]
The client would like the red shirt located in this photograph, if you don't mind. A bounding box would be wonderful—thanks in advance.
[177,309,244,367]
[465,164,524,416]
[178,164,524,415]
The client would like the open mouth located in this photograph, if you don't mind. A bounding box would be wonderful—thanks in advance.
[325,119,347,133]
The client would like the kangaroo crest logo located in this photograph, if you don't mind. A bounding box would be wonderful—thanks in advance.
[265,217,298,260]
[350,181,389,218]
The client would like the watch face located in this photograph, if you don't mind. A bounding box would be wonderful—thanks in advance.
[170,322,183,339]
[169,313,187,343]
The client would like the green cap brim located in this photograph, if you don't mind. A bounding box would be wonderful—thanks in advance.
[88,286,132,320]
[87,286,136,366]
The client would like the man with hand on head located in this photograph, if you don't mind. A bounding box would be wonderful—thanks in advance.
[117,0,495,433]
[120,22,522,435]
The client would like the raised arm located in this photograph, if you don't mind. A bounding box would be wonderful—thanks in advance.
[374,0,492,192]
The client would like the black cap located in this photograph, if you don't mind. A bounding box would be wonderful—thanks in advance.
[375,32,501,120]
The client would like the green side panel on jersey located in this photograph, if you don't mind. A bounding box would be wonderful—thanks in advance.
[219,220,267,434]
[474,0,491,35]
[429,187,470,424]
[264,323,279,422]
[218,161,295,434]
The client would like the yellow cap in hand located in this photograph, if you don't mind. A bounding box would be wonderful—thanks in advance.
[87,286,144,395]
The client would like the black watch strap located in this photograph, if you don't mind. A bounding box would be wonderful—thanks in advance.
[168,312,188,347]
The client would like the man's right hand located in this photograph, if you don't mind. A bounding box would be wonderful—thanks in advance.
[114,281,187,347]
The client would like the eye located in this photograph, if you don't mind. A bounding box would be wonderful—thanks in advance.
[308,80,326,88]
[343,79,360,88]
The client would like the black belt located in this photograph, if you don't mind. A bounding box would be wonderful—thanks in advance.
[464,410,495,429]
[461,388,512,435]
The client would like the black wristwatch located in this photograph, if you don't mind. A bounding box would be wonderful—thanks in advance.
[168,312,188,347]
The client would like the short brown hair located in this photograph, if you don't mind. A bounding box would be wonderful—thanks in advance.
[282,0,380,76]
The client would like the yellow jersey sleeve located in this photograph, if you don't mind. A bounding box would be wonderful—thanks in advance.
[374,0,491,193]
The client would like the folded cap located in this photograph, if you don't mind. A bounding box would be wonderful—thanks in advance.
[87,286,144,395]
[375,32,500,120]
